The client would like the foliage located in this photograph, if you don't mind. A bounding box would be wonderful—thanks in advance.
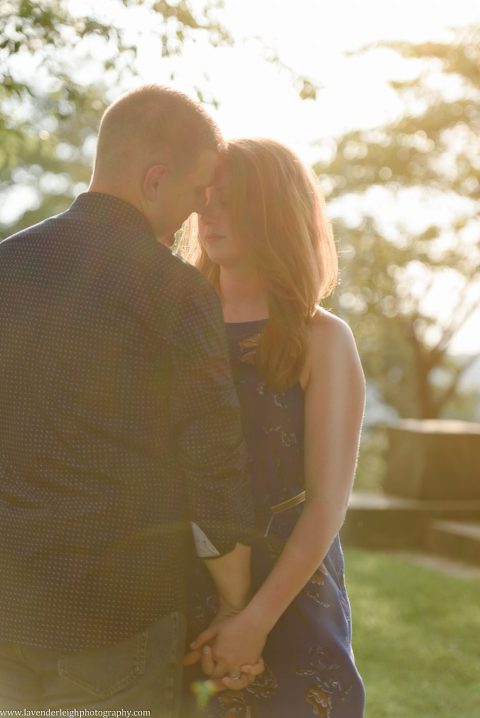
[319,28,480,418]
[0,0,232,234]
[354,428,387,493]
[2,7,478,420]
[0,0,318,236]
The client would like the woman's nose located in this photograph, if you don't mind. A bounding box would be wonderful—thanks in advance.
[200,196,219,220]
[195,195,208,214]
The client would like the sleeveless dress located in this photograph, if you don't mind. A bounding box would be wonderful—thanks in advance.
[186,319,365,718]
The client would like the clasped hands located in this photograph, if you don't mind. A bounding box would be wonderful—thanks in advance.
[184,604,266,691]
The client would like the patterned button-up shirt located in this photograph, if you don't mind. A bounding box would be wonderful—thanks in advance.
[0,192,254,649]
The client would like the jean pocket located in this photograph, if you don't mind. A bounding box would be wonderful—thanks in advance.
[58,630,148,699]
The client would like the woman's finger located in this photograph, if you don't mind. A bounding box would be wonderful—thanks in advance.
[210,659,229,679]
[183,648,202,666]
[200,645,215,676]
[240,657,265,675]
[190,626,218,650]
[221,674,251,691]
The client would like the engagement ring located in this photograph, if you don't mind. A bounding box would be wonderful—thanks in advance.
[228,672,242,680]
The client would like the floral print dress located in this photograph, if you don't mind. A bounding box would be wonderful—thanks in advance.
[185,320,365,718]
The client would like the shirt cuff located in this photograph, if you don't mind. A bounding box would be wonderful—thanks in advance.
[190,522,221,558]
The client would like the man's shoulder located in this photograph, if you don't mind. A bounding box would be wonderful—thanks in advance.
[159,255,223,346]
[159,249,217,303]
[0,212,67,248]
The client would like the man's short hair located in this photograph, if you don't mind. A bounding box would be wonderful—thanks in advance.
[95,85,224,175]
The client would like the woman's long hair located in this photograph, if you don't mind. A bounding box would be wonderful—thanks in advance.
[181,138,338,391]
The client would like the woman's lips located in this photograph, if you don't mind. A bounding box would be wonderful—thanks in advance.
[205,233,225,241]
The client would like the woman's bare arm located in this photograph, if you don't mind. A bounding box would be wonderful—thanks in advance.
[240,310,365,632]
[189,310,365,669]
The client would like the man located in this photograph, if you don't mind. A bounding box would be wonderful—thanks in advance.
[0,85,256,713]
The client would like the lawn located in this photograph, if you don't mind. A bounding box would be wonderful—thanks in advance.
[344,548,480,718]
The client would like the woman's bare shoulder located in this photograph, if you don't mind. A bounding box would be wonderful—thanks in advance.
[308,306,355,346]
[300,307,363,387]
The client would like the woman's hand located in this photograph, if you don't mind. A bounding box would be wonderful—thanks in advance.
[184,607,267,688]
[184,600,242,671]
[196,645,265,691]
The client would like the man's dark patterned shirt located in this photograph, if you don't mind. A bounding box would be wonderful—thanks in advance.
[0,192,254,650]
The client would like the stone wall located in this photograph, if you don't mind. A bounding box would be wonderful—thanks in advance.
[382,419,480,500]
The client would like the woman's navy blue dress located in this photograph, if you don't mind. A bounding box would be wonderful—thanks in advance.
[187,320,365,718]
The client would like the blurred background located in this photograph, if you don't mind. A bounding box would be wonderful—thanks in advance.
[1,2,480,716]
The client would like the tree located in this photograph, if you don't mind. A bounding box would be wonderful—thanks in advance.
[0,0,318,238]
[317,27,480,419]
[0,0,234,235]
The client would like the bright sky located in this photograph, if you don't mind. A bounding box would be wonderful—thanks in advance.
[132,0,480,160]
[9,0,480,354]
[132,0,480,355]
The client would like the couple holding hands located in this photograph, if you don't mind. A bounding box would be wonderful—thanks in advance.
[0,85,365,717]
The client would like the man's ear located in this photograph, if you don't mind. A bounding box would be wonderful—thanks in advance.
[143,163,168,201]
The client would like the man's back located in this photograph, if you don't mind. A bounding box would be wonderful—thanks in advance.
[0,192,251,649]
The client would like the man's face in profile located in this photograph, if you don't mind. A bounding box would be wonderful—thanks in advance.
[156,149,220,245]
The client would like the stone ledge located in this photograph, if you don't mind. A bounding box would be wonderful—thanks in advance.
[430,520,480,540]
[426,520,480,566]
[381,419,480,500]
[341,492,480,549]
[348,492,480,512]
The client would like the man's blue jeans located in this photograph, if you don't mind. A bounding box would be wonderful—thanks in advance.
[0,612,186,717]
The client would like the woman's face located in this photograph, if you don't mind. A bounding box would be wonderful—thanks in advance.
[197,170,251,269]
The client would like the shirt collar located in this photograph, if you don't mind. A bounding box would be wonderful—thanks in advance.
[69,192,155,241]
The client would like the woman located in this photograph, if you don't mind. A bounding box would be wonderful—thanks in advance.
[183,138,366,718]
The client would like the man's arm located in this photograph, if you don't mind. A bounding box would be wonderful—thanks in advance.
[164,267,255,611]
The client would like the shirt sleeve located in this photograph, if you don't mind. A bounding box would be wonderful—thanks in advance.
[163,267,255,555]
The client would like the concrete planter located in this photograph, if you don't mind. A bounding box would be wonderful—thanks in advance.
[382,419,480,500]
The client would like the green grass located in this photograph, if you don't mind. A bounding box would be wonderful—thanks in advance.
[344,548,480,718]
